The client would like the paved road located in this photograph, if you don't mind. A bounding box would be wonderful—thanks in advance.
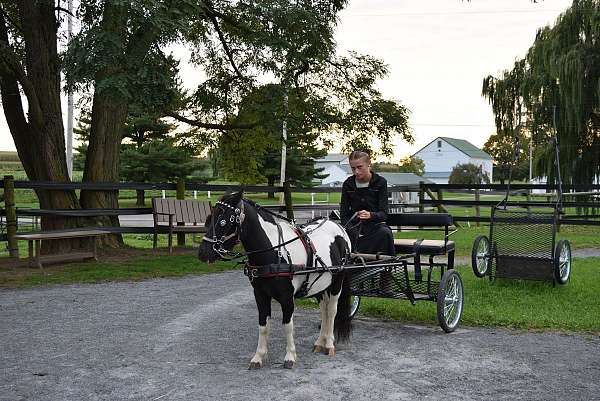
[1,271,599,401]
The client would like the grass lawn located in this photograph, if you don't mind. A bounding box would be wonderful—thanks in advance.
[354,259,600,333]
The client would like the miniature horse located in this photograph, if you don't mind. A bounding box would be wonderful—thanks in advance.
[198,192,353,369]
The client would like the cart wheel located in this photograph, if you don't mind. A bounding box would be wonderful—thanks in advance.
[349,295,361,319]
[437,270,464,333]
[554,239,571,285]
[471,235,490,278]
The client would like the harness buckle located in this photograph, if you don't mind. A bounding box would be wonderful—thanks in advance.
[243,265,258,281]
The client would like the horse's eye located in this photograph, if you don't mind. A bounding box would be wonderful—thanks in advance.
[220,220,226,227]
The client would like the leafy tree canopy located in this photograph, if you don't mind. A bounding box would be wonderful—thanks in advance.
[449,163,490,185]
[483,129,530,184]
[373,156,424,175]
[482,0,600,186]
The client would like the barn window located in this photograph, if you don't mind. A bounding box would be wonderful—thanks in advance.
[437,140,442,148]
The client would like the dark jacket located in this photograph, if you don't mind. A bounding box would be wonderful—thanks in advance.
[340,172,389,226]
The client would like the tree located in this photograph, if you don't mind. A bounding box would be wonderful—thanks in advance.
[217,84,328,193]
[449,163,490,185]
[120,139,196,205]
[483,130,530,184]
[1,0,412,251]
[482,0,600,187]
[372,156,424,175]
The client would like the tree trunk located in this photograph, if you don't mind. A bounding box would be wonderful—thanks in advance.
[78,2,131,248]
[136,189,145,206]
[0,3,86,254]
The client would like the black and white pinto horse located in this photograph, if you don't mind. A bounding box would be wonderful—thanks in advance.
[198,192,353,369]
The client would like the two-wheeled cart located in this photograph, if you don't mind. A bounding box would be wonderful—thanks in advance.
[345,252,464,333]
[471,107,571,285]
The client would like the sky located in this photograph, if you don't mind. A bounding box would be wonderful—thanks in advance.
[0,0,573,163]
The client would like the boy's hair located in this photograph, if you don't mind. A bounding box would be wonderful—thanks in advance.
[349,150,371,163]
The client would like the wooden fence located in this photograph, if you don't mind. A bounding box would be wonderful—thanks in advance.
[2,176,600,258]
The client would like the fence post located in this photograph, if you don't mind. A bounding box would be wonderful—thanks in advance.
[436,189,443,214]
[283,181,294,220]
[176,178,185,246]
[475,189,481,227]
[4,175,18,258]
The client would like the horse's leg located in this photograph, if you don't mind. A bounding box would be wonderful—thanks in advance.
[249,288,271,369]
[322,292,340,356]
[313,296,328,353]
[281,294,297,369]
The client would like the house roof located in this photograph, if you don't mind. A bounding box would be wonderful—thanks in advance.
[378,173,433,186]
[422,171,452,179]
[414,137,492,160]
[314,153,348,163]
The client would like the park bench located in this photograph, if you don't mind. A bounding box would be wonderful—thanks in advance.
[386,212,456,281]
[152,198,211,253]
[14,228,110,268]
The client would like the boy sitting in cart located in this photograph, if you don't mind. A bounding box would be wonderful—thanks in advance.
[340,150,395,257]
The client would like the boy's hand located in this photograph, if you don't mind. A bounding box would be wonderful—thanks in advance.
[357,210,371,220]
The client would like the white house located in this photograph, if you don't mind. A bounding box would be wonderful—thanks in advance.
[413,137,493,184]
[314,153,349,173]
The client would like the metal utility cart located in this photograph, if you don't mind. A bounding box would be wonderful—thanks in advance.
[471,108,571,285]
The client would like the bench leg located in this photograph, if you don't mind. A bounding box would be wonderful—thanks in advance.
[34,239,42,269]
[168,232,173,254]
[27,240,34,268]
[153,231,158,251]
[92,237,99,262]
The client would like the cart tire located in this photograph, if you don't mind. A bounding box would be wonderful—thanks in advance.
[349,295,361,319]
[554,239,571,285]
[471,235,490,278]
[437,270,464,333]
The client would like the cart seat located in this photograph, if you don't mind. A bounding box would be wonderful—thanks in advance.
[394,239,455,255]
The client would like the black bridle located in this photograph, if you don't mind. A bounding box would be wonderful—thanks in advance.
[202,198,329,261]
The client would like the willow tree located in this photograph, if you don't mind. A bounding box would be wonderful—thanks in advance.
[482,0,600,186]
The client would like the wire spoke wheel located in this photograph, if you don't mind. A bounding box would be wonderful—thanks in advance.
[349,295,361,319]
[437,270,464,333]
[554,239,571,285]
[471,235,490,278]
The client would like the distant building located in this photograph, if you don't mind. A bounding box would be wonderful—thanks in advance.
[413,137,493,184]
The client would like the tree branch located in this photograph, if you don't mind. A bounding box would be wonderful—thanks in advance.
[207,13,244,80]
[166,111,260,130]
[0,14,42,126]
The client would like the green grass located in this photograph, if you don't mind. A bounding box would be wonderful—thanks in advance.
[0,252,236,288]
[355,260,600,333]
[395,223,600,256]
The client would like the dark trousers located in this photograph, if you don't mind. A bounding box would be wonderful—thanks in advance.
[347,222,395,256]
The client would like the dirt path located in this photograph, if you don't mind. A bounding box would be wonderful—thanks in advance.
[1,271,598,401]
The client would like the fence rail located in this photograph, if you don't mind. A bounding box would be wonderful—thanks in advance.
[3,177,600,258]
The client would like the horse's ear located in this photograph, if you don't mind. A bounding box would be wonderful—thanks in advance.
[230,190,243,204]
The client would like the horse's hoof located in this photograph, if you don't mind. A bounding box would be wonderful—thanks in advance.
[248,362,262,370]
[313,345,324,353]
[326,347,336,356]
[283,360,294,369]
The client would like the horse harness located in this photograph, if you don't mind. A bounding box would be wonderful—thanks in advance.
[244,217,330,291]
[203,199,337,295]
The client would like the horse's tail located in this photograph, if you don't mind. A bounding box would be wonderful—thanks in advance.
[334,271,353,343]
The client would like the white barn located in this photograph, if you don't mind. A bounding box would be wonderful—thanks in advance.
[413,137,493,184]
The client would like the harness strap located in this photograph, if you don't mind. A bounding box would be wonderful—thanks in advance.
[244,263,306,280]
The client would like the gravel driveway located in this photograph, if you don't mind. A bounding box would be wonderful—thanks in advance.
[1,271,599,401]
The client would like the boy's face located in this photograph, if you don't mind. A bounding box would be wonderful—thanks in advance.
[350,157,371,182]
